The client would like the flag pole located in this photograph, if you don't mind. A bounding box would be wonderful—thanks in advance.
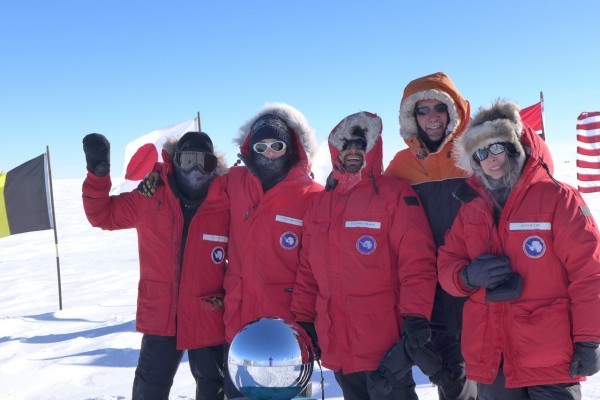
[540,91,546,141]
[46,145,63,310]
[197,111,202,131]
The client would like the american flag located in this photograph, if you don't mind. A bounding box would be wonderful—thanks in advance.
[576,112,600,193]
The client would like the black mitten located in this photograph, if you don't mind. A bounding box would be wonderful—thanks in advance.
[570,342,600,377]
[460,254,511,290]
[402,316,431,348]
[82,133,110,176]
[367,338,414,396]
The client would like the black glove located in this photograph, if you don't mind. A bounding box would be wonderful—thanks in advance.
[368,338,414,397]
[569,342,600,378]
[402,316,431,348]
[83,133,110,177]
[405,341,451,387]
[297,321,321,359]
[460,254,511,290]
[137,171,163,198]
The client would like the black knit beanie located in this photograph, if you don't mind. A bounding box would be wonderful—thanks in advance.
[249,114,293,149]
[177,131,214,154]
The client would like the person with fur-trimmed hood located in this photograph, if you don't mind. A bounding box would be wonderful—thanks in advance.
[291,111,438,400]
[384,71,476,400]
[438,100,600,399]
[222,103,323,398]
[82,131,230,400]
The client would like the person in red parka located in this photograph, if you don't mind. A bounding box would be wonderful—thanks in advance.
[291,111,438,400]
[438,100,600,400]
[82,131,229,400]
[222,103,323,398]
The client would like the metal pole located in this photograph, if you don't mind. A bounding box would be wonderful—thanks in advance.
[46,145,63,310]
[540,91,546,141]
[197,111,202,131]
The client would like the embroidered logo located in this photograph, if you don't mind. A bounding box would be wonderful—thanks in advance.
[211,246,225,264]
[280,231,299,250]
[356,235,377,255]
[523,235,546,259]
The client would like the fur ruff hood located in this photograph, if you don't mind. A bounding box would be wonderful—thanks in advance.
[454,100,526,189]
[234,102,318,166]
[328,111,382,154]
[399,72,470,143]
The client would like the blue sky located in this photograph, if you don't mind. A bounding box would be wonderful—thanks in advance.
[1,1,599,179]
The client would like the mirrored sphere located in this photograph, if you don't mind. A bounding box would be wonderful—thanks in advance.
[228,317,314,400]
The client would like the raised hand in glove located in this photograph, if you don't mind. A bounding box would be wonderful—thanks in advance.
[138,171,162,197]
[460,254,511,290]
[569,342,600,378]
[367,338,414,397]
[402,315,431,348]
[297,321,321,359]
[82,133,110,177]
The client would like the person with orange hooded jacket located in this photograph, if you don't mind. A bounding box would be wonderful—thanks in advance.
[384,72,477,399]
[291,111,438,400]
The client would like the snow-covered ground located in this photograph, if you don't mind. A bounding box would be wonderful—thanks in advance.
[1,158,600,399]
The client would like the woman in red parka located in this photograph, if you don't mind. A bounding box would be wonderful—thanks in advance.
[83,131,229,400]
[438,100,600,400]
[223,103,323,398]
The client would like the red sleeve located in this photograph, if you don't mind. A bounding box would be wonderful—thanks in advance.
[390,183,438,320]
[82,171,141,230]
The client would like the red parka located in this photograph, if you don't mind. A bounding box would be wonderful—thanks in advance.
[438,125,600,387]
[82,154,229,350]
[291,112,438,374]
[223,103,323,342]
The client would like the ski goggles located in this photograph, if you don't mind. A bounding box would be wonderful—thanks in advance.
[174,151,217,172]
[472,142,509,162]
[252,140,287,153]
[415,103,448,116]
[342,138,367,151]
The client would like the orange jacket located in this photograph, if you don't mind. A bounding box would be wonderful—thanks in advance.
[384,72,471,334]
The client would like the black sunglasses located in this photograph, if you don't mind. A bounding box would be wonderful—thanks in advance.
[342,138,367,151]
[415,103,448,116]
[472,142,509,162]
[174,151,217,173]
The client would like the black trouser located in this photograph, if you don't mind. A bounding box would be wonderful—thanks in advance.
[430,330,477,400]
[132,334,225,400]
[335,369,417,400]
[477,366,581,400]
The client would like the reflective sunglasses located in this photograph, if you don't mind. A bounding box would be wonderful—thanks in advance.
[472,142,508,162]
[252,140,287,153]
[342,138,367,151]
[415,103,448,116]
[174,151,217,172]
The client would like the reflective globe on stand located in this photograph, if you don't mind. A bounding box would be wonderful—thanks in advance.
[228,317,314,400]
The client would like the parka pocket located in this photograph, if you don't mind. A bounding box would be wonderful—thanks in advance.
[261,282,294,320]
[345,291,399,358]
[137,279,172,332]
[461,299,489,365]
[511,298,572,368]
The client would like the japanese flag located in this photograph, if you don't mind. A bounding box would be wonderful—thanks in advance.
[111,118,198,194]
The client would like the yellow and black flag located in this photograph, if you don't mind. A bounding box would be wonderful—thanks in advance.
[0,154,53,238]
